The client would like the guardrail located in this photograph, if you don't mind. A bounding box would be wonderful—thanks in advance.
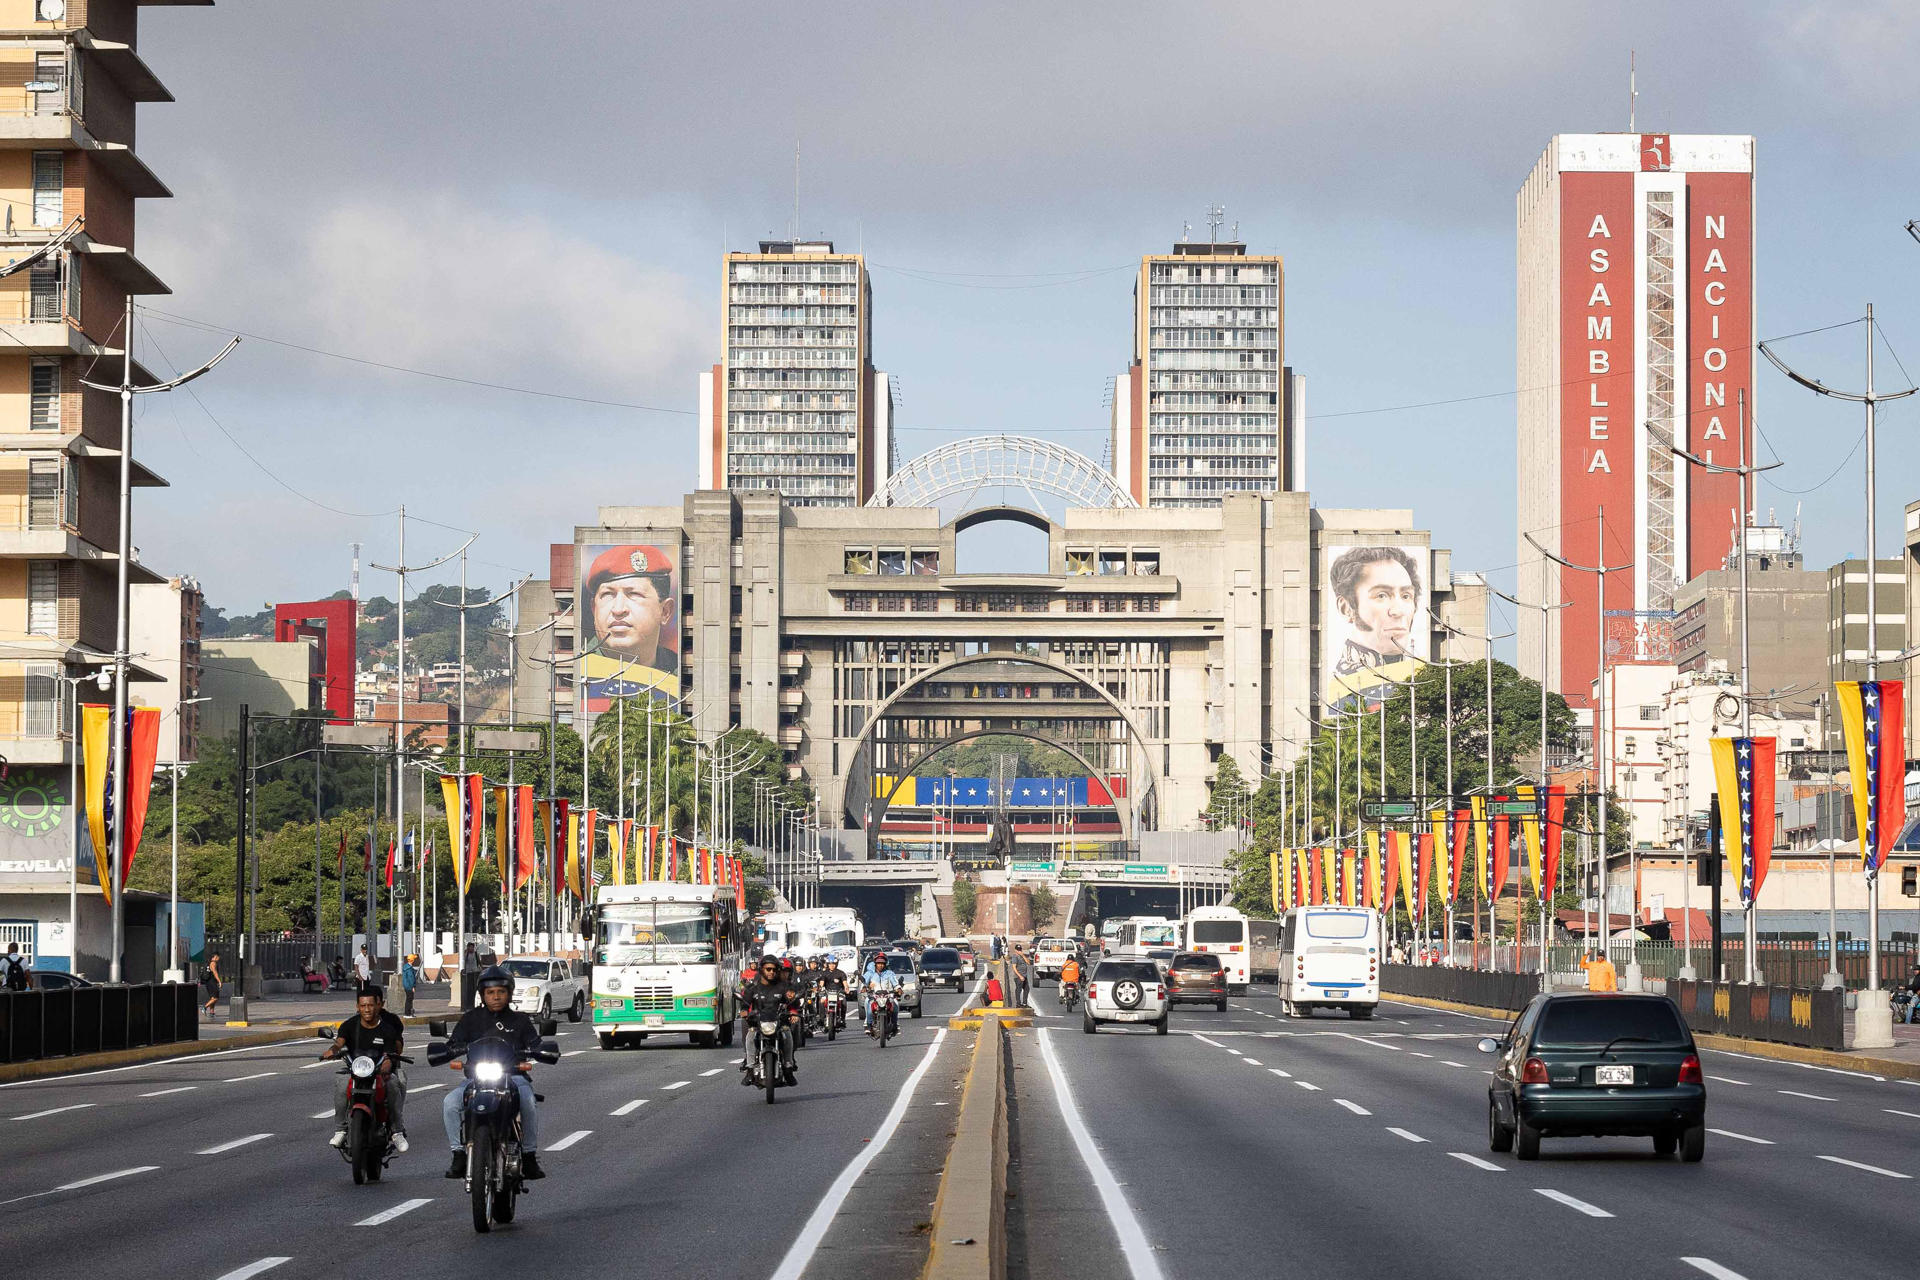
[0,982,199,1064]
[1667,979,1846,1052]
[1380,964,1537,1013]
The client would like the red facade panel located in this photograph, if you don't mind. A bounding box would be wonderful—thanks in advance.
[1684,171,1755,579]
[1556,171,1636,708]
[274,598,356,724]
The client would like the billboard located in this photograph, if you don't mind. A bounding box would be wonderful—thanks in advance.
[578,541,680,714]
[0,766,90,884]
[1321,544,1429,711]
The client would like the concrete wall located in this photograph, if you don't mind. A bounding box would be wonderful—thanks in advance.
[201,638,314,742]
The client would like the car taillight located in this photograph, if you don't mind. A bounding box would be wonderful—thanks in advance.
[1156,988,1166,999]
[1521,1057,1549,1085]
[1086,985,1097,1001]
[1678,1054,1702,1084]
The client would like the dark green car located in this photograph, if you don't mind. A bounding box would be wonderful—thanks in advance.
[1480,991,1707,1162]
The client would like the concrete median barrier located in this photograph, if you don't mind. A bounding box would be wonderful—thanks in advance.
[923,1017,1008,1280]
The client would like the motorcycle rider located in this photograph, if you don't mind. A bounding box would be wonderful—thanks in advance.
[1058,953,1082,1006]
[818,955,850,1027]
[865,953,903,1036]
[442,964,545,1181]
[737,954,800,1086]
[322,984,409,1153]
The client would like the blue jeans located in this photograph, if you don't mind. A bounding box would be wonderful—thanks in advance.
[442,1076,538,1153]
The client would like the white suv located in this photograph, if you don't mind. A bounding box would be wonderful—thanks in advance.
[504,956,587,1022]
[1083,958,1169,1034]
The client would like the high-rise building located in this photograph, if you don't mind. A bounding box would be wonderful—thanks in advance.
[698,239,892,507]
[1112,239,1303,508]
[1516,133,1756,708]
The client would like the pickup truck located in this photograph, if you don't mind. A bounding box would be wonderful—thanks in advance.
[504,956,588,1022]
[1031,940,1075,981]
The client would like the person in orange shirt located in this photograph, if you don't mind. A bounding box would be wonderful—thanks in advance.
[1058,955,1082,1006]
[1581,951,1618,992]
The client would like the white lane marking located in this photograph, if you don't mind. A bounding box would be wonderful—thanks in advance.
[10,1103,95,1121]
[197,1133,273,1155]
[60,1165,160,1191]
[1387,1127,1426,1143]
[1294,1081,1321,1091]
[770,1029,949,1280]
[0,1038,305,1091]
[561,1049,586,1057]
[212,1259,291,1280]
[1778,1090,1835,1102]
[662,1081,690,1090]
[355,1197,432,1226]
[1441,1061,1469,1069]
[1708,1128,1774,1145]
[222,1072,277,1084]
[1034,1029,1164,1280]
[1706,1046,1885,1081]
[1242,1058,1263,1066]
[1191,1034,1224,1048]
[1449,1152,1504,1171]
[1409,1051,1433,1059]
[409,1081,445,1093]
[1816,1154,1911,1179]
[699,1068,724,1077]
[309,1110,333,1120]
[611,1100,648,1116]
[1334,1099,1370,1115]
[546,1129,592,1151]
[300,1059,335,1070]
[1534,1188,1614,1218]
[1268,1067,1293,1078]
[1681,1260,1749,1280]
[1707,1075,1749,1086]
[140,1086,197,1098]
[1884,1109,1920,1120]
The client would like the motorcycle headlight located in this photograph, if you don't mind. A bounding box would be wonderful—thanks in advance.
[350,1055,377,1079]
[472,1061,506,1082]
[759,1020,781,1036]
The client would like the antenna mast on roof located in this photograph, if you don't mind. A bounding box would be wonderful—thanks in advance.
[1207,204,1225,244]
[1629,50,1637,131]
[792,141,801,242]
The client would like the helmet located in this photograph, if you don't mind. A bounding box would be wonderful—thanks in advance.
[406,954,418,964]
[475,965,515,993]
[757,954,781,971]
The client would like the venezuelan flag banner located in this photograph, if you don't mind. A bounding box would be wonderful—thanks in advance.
[564,809,580,897]
[1415,831,1433,909]
[1541,787,1565,899]
[1295,850,1311,907]
[441,773,473,892]
[1470,795,1490,902]
[1269,850,1281,913]
[462,773,485,886]
[1392,830,1414,919]
[1519,785,1543,897]
[1450,810,1471,903]
[513,785,536,891]
[1836,680,1905,876]
[1310,849,1325,906]
[494,785,513,883]
[1491,812,1511,902]
[80,704,161,902]
[1362,830,1382,910]
[1712,736,1777,906]
[580,809,598,894]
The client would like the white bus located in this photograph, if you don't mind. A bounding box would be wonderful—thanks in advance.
[758,907,864,976]
[1112,916,1181,957]
[1183,904,1251,992]
[1278,906,1381,1020]
[591,882,747,1050]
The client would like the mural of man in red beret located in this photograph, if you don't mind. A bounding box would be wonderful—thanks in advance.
[581,543,677,705]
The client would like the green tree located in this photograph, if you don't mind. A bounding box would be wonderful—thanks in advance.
[952,877,978,929]
[1206,754,1252,831]
[1028,883,1058,933]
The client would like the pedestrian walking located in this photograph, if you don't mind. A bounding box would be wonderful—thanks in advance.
[353,945,372,986]
[201,952,224,1017]
[401,954,418,1016]
[461,941,481,1009]
[2,941,27,991]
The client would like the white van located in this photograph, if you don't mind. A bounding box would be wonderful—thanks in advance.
[1278,907,1380,1020]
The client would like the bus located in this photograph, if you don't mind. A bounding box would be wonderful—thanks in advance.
[758,907,864,976]
[1112,916,1181,957]
[591,882,747,1050]
[1277,906,1380,1020]
[1183,904,1251,992]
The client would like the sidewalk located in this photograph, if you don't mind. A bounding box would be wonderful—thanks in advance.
[201,983,459,1037]
[1841,1013,1920,1072]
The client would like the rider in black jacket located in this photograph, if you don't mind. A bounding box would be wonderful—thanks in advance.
[738,955,801,1086]
[442,965,546,1181]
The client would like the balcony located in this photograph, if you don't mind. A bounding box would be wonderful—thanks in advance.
[778,687,804,710]
[779,650,806,674]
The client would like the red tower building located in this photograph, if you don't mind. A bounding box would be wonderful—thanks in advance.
[275,599,357,724]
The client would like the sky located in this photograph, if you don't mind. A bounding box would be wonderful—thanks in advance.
[128,1,1920,647]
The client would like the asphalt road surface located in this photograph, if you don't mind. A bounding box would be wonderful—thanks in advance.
[1,983,978,1280]
[1006,984,1918,1280]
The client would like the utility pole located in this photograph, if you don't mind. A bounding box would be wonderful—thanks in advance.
[1761,307,1915,1047]
[80,296,235,982]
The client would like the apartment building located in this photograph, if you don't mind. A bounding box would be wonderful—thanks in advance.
[128,572,201,765]
[1112,239,1304,508]
[697,239,893,508]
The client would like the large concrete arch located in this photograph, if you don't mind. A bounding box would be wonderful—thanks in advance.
[866,725,1128,840]
[872,434,1137,510]
[845,650,1162,832]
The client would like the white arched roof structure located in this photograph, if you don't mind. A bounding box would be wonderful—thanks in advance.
[872,434,1137,510]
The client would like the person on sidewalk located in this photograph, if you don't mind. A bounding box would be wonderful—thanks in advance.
[1581,951,1618,993]
[460,942,481,1010]
[353,946,372,987]
[2,942,27,991]
[400,955,418,1016]
[1903,964,1920,1024]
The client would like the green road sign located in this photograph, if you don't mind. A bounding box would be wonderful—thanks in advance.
[1122,864,1168,876]
[1492,800,1540,816]
[1010,861,1056,874]
[1363,801,1419,819]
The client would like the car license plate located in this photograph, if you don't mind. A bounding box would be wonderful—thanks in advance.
[1596,1064,1633,1085]
[645,1014,665,1028]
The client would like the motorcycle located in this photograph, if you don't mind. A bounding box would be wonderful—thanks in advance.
[427,1017,560,1233]
[868,989,899,1047]
[314,1028,409,1185]
[1895,989,1917,1024]
[1059,980,1080,1011]
[743,1004,796,1105]
[824,989,846,1041]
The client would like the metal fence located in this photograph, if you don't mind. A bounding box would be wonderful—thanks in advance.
[1381,964,1538,1013]
[0,982,199,1063]
[1668,979,1846,1052]
[1430,939,1918,989]
[207,936,360,981]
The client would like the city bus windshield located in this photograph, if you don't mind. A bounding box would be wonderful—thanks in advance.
[599,902,716,966]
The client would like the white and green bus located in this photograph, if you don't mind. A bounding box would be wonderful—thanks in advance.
[591,882,747,1050]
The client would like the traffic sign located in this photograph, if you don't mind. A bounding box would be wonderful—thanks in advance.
[1492,800,1540,816]
[1363,801,1419,819]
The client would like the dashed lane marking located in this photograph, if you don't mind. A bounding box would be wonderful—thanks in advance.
[1449,1152,1503,1171]
[1681,1260,1748,1280]
[1815,1155,1910,1179]
[699,1068,724,1077]
[60,1165,160,1191]
[355,1197,432,1226]
[1268,1068,1292,1079]
[1706,1075,1748,1086]
[1708,1128,1774,1145]
[1387,1127,1426,1143]
[222,1072,277,1084]
[1884,1109,1920,1120]
[561,1049,586,1057]
[1534,1188,1613,1218]
[1333,1099,1370,1115]
[1441,1061,1469,1069]
[1191,1034,1224,1048]
[309,1110,332,1120]
[197,1133,273,1155]
[300,1059,334,1070]
[1408,1052,1433,1059]
[140,1086,196,1098]
[212,1259,291,1280]
[612,1100,647,1116]
[10,1103,95,1121]
[663,1081,690,1090]
[1294,1081,1321,1091]
[1243,1058,1263,1066]
[546,1129,592,1151]
[1778,1090,1835,1102]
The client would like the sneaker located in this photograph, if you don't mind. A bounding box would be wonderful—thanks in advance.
[445,1151,467,1179]
[521,1152,546,1181]
[739,1071,757,1087]
[390,1130,409,1154]
[328,1128,347,1149]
